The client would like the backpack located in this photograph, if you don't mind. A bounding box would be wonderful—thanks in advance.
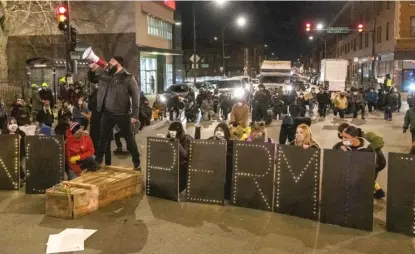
[363,132,384,151]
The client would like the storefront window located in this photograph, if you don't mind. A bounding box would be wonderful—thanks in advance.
[402,69,415,92]
[147,15,173,40]
[165,64,173,90]
[140,57,157,94]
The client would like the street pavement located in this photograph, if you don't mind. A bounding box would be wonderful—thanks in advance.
[0,102,414,254]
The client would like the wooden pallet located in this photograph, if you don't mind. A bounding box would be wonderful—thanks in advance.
[46,166,142,219]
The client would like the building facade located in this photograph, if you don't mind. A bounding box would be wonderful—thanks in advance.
[314,1,415,91]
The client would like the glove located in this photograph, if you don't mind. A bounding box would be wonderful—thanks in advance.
[403,129,407,134]
[69,155,81,164]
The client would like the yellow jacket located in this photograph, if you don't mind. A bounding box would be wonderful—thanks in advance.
[334,95,348,109]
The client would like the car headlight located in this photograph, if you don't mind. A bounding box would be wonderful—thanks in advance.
[233,88,245,98]
[409,83,415,91]
[160,95,166,102]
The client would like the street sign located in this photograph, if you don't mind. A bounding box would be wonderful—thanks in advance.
[327,27,350,34]
[74,46,88,52]
[70,52,82,60]
[190,54,200,63]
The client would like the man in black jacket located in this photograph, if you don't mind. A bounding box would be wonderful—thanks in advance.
[383,88,399,121]
[88,56,141,170]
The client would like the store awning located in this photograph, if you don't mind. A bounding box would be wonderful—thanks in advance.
[137,45,182,56]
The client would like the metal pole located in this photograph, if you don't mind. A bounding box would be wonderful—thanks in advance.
[324,40,327,59]
[222,27,225,77]
[371,1,376,79]
[192,4,196,83]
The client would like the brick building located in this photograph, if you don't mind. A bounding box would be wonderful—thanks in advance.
[308,1,415,91]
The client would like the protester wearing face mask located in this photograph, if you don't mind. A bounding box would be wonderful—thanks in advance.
[252,84,271,122]
[366,88,378,113]
[139,98,152,130]
[167,121,193,193]
[201,93,215,121]
[349,87,366,120]
[334,125,387,199]
[11,98,31,126]
[333,92,348,119]
[36,100,54,127]
[230,97,249,126]
[65,122,97,180]
[72,96,90,130]
[297,93,307,117]
[2,117,26,183]
[88,56,141,171]
[383,87,399,121]
[291,123,319,149]
[58,101,72,121]
[245,122,274,143]
[316,88,330,119]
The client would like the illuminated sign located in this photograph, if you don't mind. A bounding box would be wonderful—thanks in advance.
[163,0,176,10]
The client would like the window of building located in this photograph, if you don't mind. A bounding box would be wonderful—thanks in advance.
[386,22,390,41]
[386,1,390,10]
[365,33,369,48]
[140,57,157,94]
[359,34,363,49]
[377,25,382,43]
[411,17,415,37]
[165,64,173,90]
[147,15,173,41]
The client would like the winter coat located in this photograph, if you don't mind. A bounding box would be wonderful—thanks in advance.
[334,95,348,110]
[254,89,271,106]
[177,134,193,167]
[366,91,378,102]
[30,92,43,112]
[230,104,249,125]
[38,88,54,108]
[383,92,399,109]
[57,109,72,121]
[36,108,54,127]
[11,104,31,126]
[316,92,330,105]
[297,98,307,110]
[273,99,285,114]
[350,93,365,105]
[289,104,300,117]
[289,140,320,149]
[65,131,95,175]
[404,107,415,132]
[201,99,214,112]
[245,136,275,144]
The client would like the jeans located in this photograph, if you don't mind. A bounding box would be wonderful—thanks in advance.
[367,101,376,112]
[79,156,98,170]
[67,169,78,180]
[115,132,123,149]
[353,104,365,119]
[318,103,327,117]
[384,107,392,120]
[96,111,140,167]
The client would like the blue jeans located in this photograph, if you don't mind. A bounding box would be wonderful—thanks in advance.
[67,156,97,180]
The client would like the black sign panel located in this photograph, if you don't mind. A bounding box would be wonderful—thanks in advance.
[186,140,226,205]
[146,137,179,201]
[0,135,20,190]
[387,153,415,236]
[275,145,320,221]
[231,141,275,211]
[25,136,65,194]
[321,150,375,231]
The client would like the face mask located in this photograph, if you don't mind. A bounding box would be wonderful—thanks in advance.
[252,133,264,140]
[353,92,358,95]
[8,124,18,133]
[169,130,177,139]
[370,90,374,92]
[300,96,304,98]
[296,133,304,142]
[108,64,118,75]
[237,102,242,106]
[342,140,352,146]
[215,131,225,140]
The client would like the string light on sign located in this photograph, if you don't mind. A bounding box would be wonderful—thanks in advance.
[0,137,19,190]
[276,148,319,214]
[397,156,415,234]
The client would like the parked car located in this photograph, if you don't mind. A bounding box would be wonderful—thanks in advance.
[194,82,215,93]
[216,78,247,100]
[160,83,199,103]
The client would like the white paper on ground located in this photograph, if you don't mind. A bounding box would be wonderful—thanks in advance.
[46,228,97,245]
[46,232,84,254]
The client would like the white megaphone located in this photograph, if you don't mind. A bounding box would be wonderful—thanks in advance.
[82,47,107,68]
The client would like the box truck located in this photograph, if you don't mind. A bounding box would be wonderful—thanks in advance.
[320,59,348,91]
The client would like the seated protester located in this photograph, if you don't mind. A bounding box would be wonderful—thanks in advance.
[291,123,319,149]
[245,122,274,143]
[335,125,387,199]
[201,94,215,121]
[39,124,52,136]
[230,97,249,126]
[139,98,152,130]
[167,122,193,193]
[54,115,71,139]
[57,101,72,121]
[333,92,348,119]
[36,100,54,127]
[72,97,90,130]
[195,122,233,200]
[65,122,97,180]
[2,117,26,183]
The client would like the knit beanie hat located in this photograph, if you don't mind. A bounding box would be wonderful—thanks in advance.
[112,56,125,67]
[70,122,81,134]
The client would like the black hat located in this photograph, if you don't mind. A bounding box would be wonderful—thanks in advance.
[112,56,125,66]
[70,122,81,134]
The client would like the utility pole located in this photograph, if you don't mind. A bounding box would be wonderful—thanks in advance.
[192,4,196,83]
[371,1,376,81]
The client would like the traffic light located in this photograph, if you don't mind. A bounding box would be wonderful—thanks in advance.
[57,5,69,31]
[69,27,78,51]
[358,24,363,33]
[305,23,311,32]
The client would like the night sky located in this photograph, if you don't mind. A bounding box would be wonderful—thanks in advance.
[177,1,345,61]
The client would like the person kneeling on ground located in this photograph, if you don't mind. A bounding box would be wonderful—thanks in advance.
[167,122,193,193]
[230,97,249,126]
[245,122,274,143]
[201,93,215,121]
[139,98,152,130]
[66,122,97,180]
[335,124,387,199]
[291,123,319,149]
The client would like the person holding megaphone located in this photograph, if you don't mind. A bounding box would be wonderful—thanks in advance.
[87,54,141,171]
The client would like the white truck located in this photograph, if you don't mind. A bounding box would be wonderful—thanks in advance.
[259,60,292,91]
[320,59,348,91]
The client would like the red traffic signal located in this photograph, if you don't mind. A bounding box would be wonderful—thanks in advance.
[358,24,363,32]
[305,23,311,32]
[58,6,67,14]
[56,5,69,31]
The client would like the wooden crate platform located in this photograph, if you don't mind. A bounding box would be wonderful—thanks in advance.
[46,166,142,219]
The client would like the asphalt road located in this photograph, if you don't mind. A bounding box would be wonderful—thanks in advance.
[0,101,414,254]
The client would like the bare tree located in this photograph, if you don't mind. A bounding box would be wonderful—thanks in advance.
[0,0,59,79]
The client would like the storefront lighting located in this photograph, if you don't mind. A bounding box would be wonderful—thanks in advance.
[409,83,415,91]
[175,22,182,26]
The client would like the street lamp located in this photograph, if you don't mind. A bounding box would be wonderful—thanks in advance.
[222,15,247,77]
[316,23,324,30]
[264,44,268,48]
[271,52,275,56]
[309,36,314,40]
[214,36,218,41]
